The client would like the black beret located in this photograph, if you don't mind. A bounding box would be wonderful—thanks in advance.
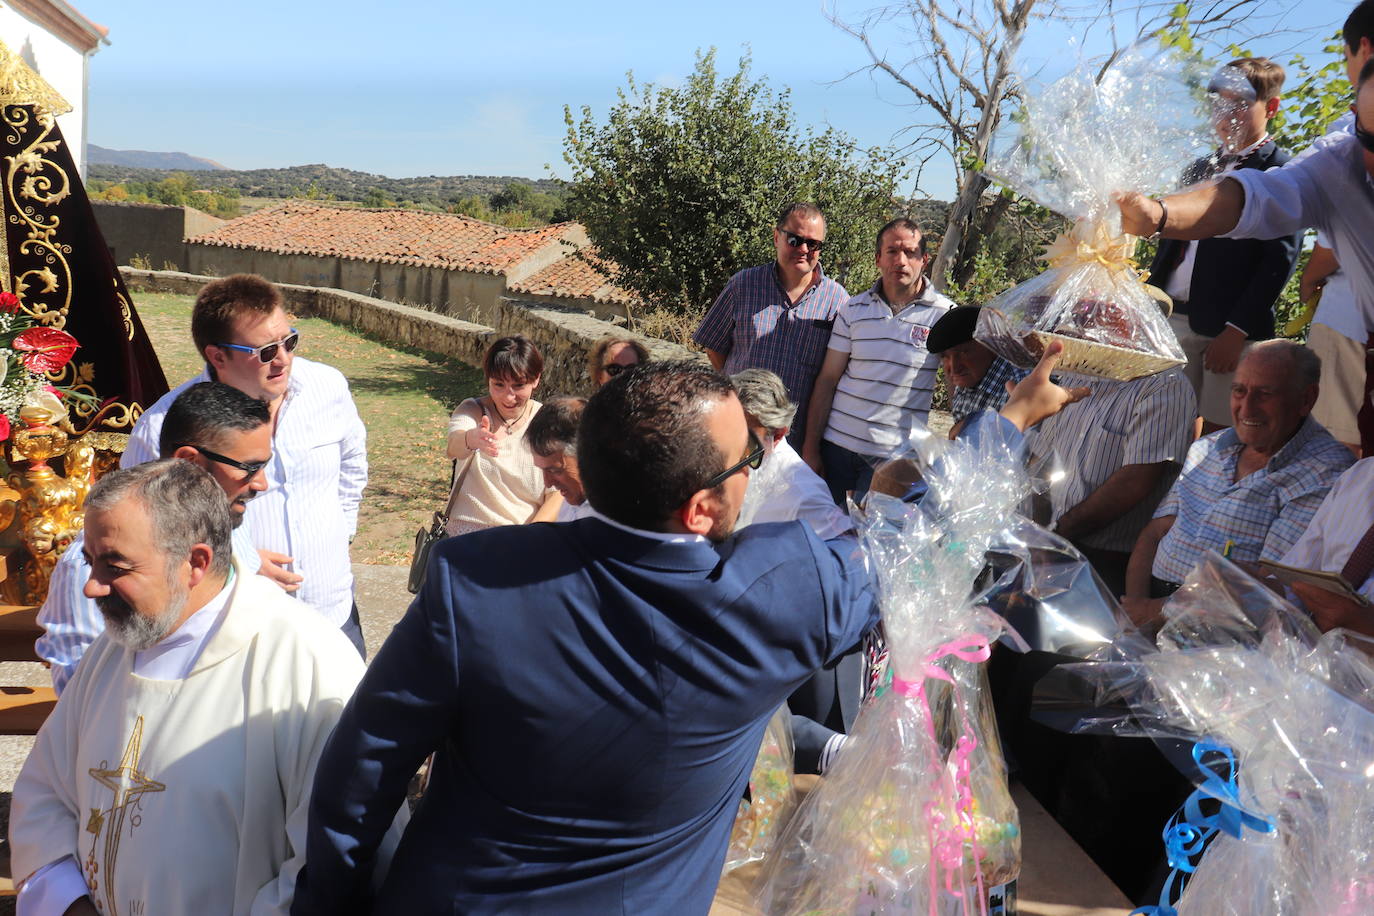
[927,306,982,354]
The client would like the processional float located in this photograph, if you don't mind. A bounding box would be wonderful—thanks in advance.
[0,40,167,604]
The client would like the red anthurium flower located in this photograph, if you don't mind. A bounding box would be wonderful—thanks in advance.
[13,327,78,374]
[0,414,10,441]
[0,292,20,313]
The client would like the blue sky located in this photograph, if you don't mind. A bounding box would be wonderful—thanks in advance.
[76,0,1351,199]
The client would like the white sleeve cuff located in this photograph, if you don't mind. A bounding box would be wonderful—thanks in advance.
[1224,322,1248,335]
[17,855,88,916]
[819,733,849,773]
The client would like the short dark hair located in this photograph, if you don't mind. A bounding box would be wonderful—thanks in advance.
[1224,58,1285,101]
[158,382,271,458]
[483,335,543,383]
[587,336,649,383]
[875,217,927,258]
[775,201,825,229]
[86,459,233,579]
[579,361,735,530]
[1346,1,1374,54]
[527,396,587,457]
[191,274,284,360]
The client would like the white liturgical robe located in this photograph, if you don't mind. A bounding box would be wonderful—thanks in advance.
[10,565,387,915]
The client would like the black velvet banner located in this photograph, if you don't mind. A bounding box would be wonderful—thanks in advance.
[1,103,168,433]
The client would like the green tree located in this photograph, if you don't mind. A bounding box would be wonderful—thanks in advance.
[562,49,909,310]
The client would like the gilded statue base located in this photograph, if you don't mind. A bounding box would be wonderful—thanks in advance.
[0,416,126,604]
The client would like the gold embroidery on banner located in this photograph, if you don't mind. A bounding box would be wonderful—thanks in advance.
[5,104,72,330]
[86,717,165,916]
[115,280,134,340]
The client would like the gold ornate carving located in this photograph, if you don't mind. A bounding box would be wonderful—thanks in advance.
[0,40,72,119]
[6,408,84,600]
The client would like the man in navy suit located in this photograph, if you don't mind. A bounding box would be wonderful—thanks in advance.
[293,353,1084,916]
[1149,57,1301,434]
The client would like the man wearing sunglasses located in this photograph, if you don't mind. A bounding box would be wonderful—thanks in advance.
[295,350,1087,916]
[121,275,369,657]
[36,382,272,693]
[1116,46,1374,453]
[693,201,851,449]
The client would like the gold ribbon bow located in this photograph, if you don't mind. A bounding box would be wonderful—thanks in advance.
[1040,220,1173,314]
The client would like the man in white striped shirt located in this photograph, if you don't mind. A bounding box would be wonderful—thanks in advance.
[1027,369,1196,595]
[802,218,954,506]
[121,275,369,656]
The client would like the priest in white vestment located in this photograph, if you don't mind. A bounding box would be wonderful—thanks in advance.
[11,459,392,916]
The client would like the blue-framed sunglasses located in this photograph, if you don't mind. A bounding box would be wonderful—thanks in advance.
[216,329,300,363]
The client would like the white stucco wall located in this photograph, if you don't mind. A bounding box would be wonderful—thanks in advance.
[0,4,94,176]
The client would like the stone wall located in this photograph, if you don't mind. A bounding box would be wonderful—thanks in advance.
[184,243,626,328]
[92,202,225,271]
[119,268,699,398]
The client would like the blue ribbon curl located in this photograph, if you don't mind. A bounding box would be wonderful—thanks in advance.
[1133,741,1275,916]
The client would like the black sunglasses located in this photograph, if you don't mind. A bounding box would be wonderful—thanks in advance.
[1356,118,1374,155]
[216,329,300,364]
[603,362,637,378]
[782,230,824,253]
[178,444,269,476]
[703,431,765,490]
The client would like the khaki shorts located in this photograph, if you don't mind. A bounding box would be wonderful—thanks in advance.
[1308,322,1364,445]
[1169,313,1249,427]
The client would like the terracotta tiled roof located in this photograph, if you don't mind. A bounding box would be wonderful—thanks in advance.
[187,201,580,275]
[509,248,639,307]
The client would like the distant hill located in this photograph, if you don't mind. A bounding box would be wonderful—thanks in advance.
[85,162,565,211]
[88,145,227,171]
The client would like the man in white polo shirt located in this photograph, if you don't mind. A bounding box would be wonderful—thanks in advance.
[802,218,954,506]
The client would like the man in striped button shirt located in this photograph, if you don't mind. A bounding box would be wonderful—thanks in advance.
[1026,365,1196,596]
[693,202,851,448]
[802,217,954,507]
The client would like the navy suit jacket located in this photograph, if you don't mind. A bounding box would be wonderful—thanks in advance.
[1149,140,1300,340]
[293,516,878,916]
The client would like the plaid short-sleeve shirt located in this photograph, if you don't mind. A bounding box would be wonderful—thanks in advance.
[693,263,850,442]
[950,357,1028,423]
[1152,417,1355,583]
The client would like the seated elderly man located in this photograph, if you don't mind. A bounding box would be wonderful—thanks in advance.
[1124,340,1353,623]
[926,306,1028,439]
[527,395,591,522]
[732,368,849,540]
[11,460,401,915]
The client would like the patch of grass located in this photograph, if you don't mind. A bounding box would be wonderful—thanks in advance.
[131,291,486,564]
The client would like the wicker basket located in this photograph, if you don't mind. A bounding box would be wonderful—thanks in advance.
[1025,329,1185,381]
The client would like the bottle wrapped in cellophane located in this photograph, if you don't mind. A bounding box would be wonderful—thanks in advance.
[723,704,798,874]
[753,419,1030,915]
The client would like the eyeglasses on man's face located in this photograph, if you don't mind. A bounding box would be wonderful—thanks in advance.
[178,444,269,477]
[603,362,637,379]
[1355,117,1374,154]
[217,329,300,364]
[702,431,765,490]
[781,230,825,253]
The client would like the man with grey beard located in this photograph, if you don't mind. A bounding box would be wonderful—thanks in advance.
[37,381,282,693]
[11,459,398,915]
